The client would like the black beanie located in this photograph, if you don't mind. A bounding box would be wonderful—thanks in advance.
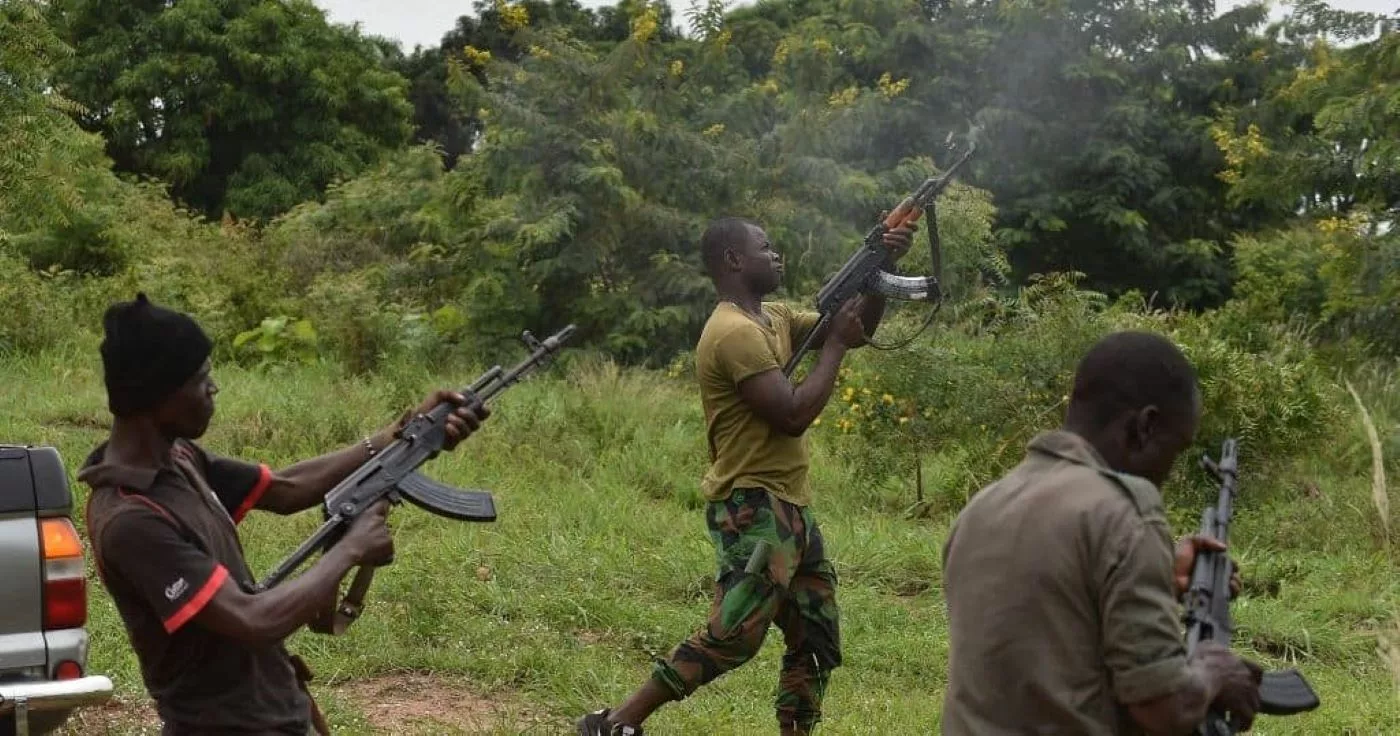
[100,292,214,417]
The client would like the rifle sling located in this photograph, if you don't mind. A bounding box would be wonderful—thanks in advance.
[288,653,332,736]
[308,564,377,636]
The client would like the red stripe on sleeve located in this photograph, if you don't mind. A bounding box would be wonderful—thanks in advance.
[232,464,273,524]
[162,565,229,634]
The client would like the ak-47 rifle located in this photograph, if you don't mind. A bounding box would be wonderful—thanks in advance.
[782,128,978,377]
[254,325,576,635]
[1185,438,1321,733]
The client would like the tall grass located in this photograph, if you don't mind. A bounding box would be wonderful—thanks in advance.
[4,315,1398,733]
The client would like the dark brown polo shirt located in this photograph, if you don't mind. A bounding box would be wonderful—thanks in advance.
[80,439,311,735]
[940,430,1192,735]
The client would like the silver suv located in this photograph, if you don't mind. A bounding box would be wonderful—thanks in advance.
[0,445,112,735]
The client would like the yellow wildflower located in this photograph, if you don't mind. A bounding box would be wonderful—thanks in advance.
[881,393,894,405]
[703,123,726,138]
[898,417,909,425]
[670,59,684,78]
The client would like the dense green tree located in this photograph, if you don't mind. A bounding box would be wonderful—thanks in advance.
[680,0,1300,307]
[1,0,105,237]
[47,0,415,221]
[387,0,678,169]
[436,0,999,365]
[1213,3,1397,223]
[1209,3,1399,355]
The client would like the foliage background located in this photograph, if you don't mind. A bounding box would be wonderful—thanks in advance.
[3,0,1400,731]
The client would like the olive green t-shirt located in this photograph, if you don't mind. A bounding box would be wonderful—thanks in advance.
[696,301,821,507]
[940,429,1193,735]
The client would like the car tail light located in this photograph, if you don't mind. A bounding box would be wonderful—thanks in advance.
[39,517,87,630]
[55,659,83,679]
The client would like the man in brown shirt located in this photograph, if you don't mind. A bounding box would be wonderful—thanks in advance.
[80,293,489,735]
[941,331,1262,735]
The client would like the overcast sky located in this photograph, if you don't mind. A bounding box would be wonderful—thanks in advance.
[313,0,1397,51]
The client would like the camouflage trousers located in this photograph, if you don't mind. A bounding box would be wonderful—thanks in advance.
[652,487,842,732]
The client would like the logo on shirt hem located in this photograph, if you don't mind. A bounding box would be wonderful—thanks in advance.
[165,577,189,601]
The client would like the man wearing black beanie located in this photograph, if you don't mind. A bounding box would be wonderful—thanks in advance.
[78,293,490,735]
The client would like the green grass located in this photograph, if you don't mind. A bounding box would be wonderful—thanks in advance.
[4,343,1399,734]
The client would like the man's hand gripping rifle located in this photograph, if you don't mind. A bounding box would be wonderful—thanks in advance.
[254,325,577,635]
[1185,438,1320,733]
[782,129,978,377]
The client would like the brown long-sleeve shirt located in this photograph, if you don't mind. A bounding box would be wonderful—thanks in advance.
[941,430,1192,735]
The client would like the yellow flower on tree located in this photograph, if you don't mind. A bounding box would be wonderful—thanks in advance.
[463,45,492,68]
[631,6,659,45]
[876,72,910,99]
[494,0,529,31]
[828,86,859,108]
[773,39,791,65]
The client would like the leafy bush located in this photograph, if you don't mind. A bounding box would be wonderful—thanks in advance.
[823,273,1344,499]
[1228,219,1400,357]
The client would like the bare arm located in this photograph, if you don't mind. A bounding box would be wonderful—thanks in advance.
[852,220,913,344]
[254,424,401,515]
[735,296,868,437]
[856,294,886,344]
[193,542,360,645]
[192,500,394,645]
[255,390,488,516]
[800,298,888,354]
[738,339,849,437]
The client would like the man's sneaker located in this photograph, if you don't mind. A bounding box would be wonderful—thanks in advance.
[576,709,643,736]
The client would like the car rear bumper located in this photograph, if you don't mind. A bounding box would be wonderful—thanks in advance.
[0,675,113,734]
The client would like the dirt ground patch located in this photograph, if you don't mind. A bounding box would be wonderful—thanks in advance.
[49,673,549,735]
[335,670,552,734]
[53,692,160,735]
